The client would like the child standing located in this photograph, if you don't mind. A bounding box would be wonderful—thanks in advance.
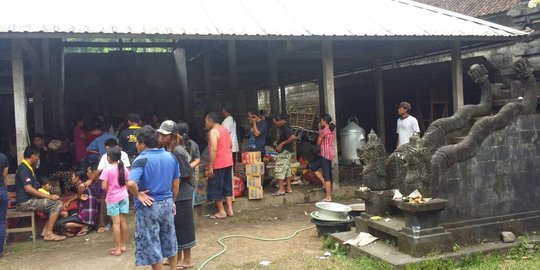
[100,147,129,256]
[310,113,336,202]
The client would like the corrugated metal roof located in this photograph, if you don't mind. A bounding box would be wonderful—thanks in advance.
[0,0,527,38]
[415,0,520,18]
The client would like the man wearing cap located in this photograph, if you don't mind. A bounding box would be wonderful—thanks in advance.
[396,101,420,148]
[127,125,180,269]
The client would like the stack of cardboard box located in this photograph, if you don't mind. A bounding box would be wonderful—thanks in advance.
[243,151,264,199]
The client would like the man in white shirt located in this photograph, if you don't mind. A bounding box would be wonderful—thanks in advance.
[221,103,239,162]
[396,101,420,149]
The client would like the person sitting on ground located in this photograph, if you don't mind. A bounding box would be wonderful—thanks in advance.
[271,115,296,196]
[59,170,98,237]
[100,147,130,256]
[15,147,66,241]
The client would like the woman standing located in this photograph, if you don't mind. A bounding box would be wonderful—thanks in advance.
[157,120,198,269]
[310,113,336,202]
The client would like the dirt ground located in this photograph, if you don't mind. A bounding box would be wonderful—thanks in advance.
[0,199,361,270]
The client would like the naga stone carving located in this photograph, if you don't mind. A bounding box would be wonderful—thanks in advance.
[360,130,389,190]
[431,58,537,195]
[396,135,432,196]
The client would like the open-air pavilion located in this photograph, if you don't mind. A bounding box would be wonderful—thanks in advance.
[0,0,527,184]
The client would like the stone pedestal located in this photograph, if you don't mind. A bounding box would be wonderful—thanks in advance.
[393,199,453,257]
[356,190,394,217]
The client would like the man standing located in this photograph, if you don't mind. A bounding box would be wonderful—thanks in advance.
[118,113,141,164]
[271,115,296,196]
[221,104,239,162]
[15,147,66,241]
[247,108,268,158]
[87,120,118,166]
[205,112,234,219]
[127,126,180,269]
[396,101,420,148]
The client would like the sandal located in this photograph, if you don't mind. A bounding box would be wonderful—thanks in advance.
[271,191,286,196]
[97,226,106,234]
[77,227,89,236]
[208,213,227,219]
[110,249,122,256]
[43,234,67,242]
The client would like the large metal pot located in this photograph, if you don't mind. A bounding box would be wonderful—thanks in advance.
[340,117,366,163]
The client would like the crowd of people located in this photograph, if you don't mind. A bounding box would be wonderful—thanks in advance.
[0,101,420,269]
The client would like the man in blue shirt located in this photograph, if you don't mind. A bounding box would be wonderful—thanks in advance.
[86,121,118,166]
[127,126,180,269]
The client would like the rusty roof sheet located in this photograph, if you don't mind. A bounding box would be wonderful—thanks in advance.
[414,0,520,17]
[0,0,527,38]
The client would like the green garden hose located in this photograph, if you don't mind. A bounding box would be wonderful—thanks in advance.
[197,225,316,270]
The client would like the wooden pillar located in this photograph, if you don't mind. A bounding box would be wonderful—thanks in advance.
[203,42,211,101]
[321,40,339,186]
[228,40,243,115]
[280,84,286,116]
[451,40,464,113]
[11,39,29,164]
[173,48,191,119]
[374,59,386,145]
[31,53,44,135]
[41,38,53,133]
[55,40,66,132]
[268,42,280,115]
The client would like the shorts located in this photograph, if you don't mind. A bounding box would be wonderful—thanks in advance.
[106,197,129,216]
[16,197,63,214]
[309,157,333,182]
[207,166,233,201]
[134,199,177,266]
[274,150,292,180]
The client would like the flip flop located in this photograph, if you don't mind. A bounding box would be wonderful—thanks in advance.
[110,249,122,256]
[44,235,66,242]
[179,263,193,269]
[208,214,227,219]
[271,191,286,196]
[97,226,106,234]
[77,229,89,237]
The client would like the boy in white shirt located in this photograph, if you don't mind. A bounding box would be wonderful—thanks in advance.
[396,101,420,148]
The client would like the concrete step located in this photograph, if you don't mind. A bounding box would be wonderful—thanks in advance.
[194,185,358,217]
[356,215,405,237]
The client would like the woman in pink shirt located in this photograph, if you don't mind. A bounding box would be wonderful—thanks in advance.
[100,147,129,256]
[309,113,336,202]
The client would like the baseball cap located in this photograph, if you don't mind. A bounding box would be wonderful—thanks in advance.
[399,102,411,111]
[157,120,176,135]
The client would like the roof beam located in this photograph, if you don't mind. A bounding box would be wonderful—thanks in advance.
[61,41,180,48]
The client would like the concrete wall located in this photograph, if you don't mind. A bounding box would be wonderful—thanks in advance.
[440,114,540,226]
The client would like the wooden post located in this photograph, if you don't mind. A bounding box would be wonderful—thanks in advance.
[173,48,191,119]
[451,40,464,113]
[374,59,386,145]
[56,40,66,132]
[41,38,53,133]
[203,42,211,101]
[268,42,280,115]
[11,39,29,164]
[228,40,242,114]
[280,84,286,116]
[31,50,44,135]
[321,40,339,186]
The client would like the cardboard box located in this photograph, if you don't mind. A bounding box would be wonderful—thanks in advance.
[246,175,263,187]
[248,186,264,200]
[245,162,265,176]
[242,151,261,164]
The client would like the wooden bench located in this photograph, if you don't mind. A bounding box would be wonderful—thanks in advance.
[5,174,36,242]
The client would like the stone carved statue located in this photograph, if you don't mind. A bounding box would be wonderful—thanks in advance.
[431,58,537,195]
[360,130,388,190]
[398,135,432,195]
